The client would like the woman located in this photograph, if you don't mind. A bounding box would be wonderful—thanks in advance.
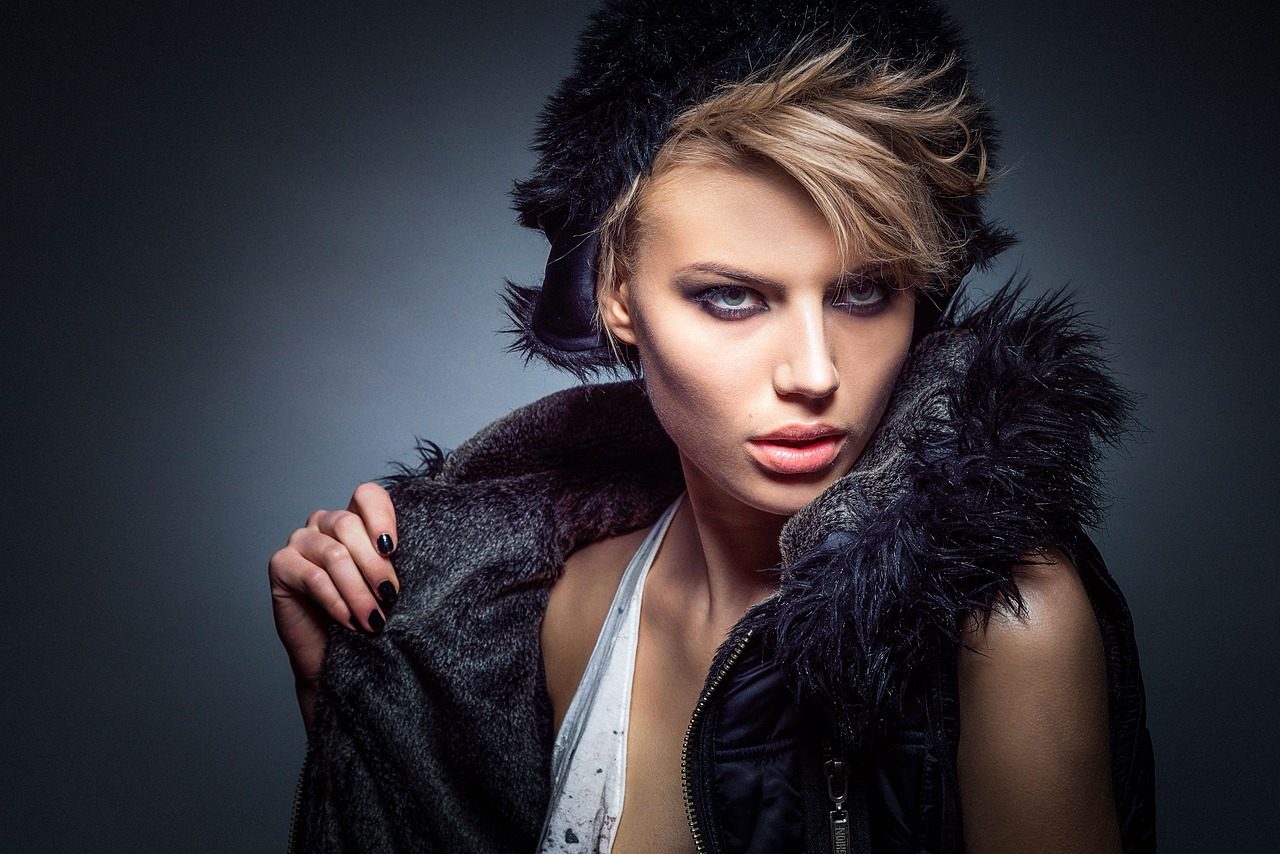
[272,2,1156,851]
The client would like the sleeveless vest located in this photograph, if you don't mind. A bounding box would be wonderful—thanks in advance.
[686,524,1156,853]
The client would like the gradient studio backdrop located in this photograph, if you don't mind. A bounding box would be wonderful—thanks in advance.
[5,1,1277,850]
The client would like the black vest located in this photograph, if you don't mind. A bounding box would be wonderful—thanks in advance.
[685,526,1156,853]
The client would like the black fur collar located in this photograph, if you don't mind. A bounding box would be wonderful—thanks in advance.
[760,277,1134,745]
[389,277,1134,748]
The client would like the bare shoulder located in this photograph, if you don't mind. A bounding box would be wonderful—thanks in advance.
[541,525,650,733]
[958,543,1100,661]
[954,544,1120,850]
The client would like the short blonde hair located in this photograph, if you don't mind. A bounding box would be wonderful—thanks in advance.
[593,37,1002,365]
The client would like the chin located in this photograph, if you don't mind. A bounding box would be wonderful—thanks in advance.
[750,475,843,516]
[717,463,850,519]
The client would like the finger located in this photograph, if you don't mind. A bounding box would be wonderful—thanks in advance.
[269,546,355,632]
[289,527,387,632]
[348,482,399,559]
[316,509,398,608]
[331,485,401,605]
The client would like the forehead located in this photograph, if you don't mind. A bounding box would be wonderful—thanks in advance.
[637,160,850,268]
[644,158,816,220]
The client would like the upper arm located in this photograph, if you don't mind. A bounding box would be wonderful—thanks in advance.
[955,544,1120,854]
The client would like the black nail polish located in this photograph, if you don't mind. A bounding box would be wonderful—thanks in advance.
[378,580,399,607]
[376,533,394,556]
[349,615,361,631]
[368,609,386,632]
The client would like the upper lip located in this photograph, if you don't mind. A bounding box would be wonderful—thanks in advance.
[749,423,847,443]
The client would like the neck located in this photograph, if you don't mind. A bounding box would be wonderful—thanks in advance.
[666,452,786,633]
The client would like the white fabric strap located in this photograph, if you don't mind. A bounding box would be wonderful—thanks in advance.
[538,492,685,852]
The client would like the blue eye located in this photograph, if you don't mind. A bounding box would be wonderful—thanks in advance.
[692,285,767,319]
[832,277,891,314]
[691,278,892,320]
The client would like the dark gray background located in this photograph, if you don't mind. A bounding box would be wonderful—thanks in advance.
[5,1,1276,850]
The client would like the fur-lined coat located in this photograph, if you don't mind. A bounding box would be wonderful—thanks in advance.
[288,281,1157,852]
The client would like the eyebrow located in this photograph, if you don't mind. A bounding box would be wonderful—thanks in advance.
[672,261,881,290]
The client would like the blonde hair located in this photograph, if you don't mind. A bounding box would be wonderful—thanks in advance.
[593,37,1003,366]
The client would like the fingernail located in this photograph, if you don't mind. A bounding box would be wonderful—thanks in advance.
[368,609,386,632]
[349,615,361,631]
[378,580,398,607]
[376,533,394,556]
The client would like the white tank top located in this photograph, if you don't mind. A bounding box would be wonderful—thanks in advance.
[537,492,686,853]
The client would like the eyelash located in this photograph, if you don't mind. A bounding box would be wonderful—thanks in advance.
[691,278,892,320]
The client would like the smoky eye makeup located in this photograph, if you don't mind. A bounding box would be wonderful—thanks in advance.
[830,276,895,314]
[685,276,894,320]
[689,284,768,319]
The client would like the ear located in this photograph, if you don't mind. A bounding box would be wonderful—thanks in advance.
[599,279,639,346]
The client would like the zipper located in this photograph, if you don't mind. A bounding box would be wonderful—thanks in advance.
[680,627,754,854]
[286,743,311,854]
[822,740,851,854]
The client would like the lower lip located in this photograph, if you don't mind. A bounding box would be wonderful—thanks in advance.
[747,435,845,475]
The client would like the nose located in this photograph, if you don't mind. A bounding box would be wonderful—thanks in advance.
[772,305,840,400]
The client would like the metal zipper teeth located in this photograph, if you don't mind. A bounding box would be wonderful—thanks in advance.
[680,628,754,854]
[286,744,311,854]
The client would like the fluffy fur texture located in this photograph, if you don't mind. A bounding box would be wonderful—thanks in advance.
[295,279,1137,849]
[501,0,1019,378]
[749,276,1137,746]
[499,276,633,383]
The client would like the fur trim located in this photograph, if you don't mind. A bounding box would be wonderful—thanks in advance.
[400,275,1134,750]
[496,278,639,383]
[754,275,1137,747]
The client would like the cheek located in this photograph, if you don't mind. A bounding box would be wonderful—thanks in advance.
[835,326,913,441]
[637,320,752,465]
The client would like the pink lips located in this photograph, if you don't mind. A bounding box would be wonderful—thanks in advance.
[747,424,847,475]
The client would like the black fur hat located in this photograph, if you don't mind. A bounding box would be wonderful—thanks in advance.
[501,0,1017,380]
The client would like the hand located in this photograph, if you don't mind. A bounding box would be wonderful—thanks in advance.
[268,481,399,732]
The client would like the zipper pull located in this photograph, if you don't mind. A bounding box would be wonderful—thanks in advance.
[824,751,850,854]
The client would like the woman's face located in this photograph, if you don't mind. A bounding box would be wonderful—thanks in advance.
[601,159,916,518]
